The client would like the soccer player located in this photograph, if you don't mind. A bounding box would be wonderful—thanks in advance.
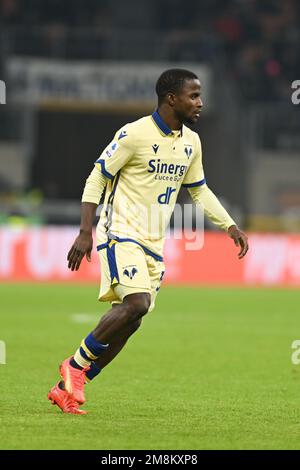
[48,69,248,414]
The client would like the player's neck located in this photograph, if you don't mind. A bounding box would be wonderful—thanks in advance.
[157,106,182,131]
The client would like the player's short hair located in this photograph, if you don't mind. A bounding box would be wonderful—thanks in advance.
[155,69,198,104]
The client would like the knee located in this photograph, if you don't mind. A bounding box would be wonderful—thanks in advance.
[123,293,151,321]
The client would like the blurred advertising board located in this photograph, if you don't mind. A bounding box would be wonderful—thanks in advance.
[0,227,299,286]
[6,58,212,109]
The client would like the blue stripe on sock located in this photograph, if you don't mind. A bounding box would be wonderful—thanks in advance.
[85,362,102,381]
[80,346,91,362]
[84,332,109,358]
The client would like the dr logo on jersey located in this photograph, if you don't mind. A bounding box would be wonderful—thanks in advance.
[158,186,176,204]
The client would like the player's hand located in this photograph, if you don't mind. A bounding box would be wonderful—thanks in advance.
[228,225,249,259]
[67,230,93,271]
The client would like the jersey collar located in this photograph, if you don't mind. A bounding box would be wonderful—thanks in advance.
[151,110,183,137]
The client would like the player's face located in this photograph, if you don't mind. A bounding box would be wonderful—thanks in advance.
[173,79,203,125]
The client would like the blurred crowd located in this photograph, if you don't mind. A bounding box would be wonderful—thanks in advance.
[1,0,299,101]
[214,0,300,102]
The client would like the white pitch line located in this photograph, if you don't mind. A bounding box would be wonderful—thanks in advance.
[71,313,99,324]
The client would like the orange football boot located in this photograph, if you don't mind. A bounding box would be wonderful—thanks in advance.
[47,382,87,415]
[59,357,89,404]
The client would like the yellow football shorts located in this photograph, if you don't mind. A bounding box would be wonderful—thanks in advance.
[97,239,165,312]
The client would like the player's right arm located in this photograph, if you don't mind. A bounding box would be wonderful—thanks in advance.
[68,124,135,271]
[67,167,107,271]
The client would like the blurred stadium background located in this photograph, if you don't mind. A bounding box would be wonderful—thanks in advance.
[1,0,300,285]
[1,0,300,450]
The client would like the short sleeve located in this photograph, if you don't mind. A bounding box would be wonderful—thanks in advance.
[95,126,135,179]
[182,134,206,188]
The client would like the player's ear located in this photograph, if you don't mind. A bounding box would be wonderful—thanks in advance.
[167,93,176,106]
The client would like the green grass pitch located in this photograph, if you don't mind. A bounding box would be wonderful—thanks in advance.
[0,283,300,450]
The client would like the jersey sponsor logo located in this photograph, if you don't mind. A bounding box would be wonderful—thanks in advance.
[118,130,127,140]
[157,186,176,204]
[123,265,138,279]
[105,142,119,158]
[184,145,193,158]
[152,144,159,154]
[148,159,188,178]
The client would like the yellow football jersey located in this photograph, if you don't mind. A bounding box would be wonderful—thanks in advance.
[94,111,206,259]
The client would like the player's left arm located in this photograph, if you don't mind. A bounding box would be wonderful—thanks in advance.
[188,185,249,259]
[183,134,249,259]
[227,224,248,259]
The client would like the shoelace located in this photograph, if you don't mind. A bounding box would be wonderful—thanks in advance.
[71,367,88,391]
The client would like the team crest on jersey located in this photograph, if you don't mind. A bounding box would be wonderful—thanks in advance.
[105,142,119,158]
[152,144,159,154]
[184,145,193,159]
[123,265,138,280]
[118,130,127,140]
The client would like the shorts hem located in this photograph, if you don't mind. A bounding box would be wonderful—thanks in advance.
[99,284,151,303]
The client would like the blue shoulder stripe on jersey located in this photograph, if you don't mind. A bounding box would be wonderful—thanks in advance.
[182,178,206,188]
[95,159,114,180]
[151,110,172,136]
[97,235,163,262]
